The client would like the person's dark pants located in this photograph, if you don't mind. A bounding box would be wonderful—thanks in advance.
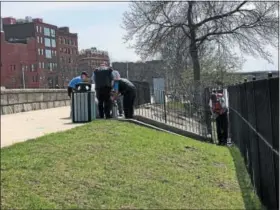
[216,112,228,144]
[117,95,123,115]
[123,91,136,119]
[96,87,112,119]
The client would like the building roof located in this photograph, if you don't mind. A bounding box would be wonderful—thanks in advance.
[7,38,28,44]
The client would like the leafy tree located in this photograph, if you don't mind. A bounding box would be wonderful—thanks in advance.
[123,1,279,81]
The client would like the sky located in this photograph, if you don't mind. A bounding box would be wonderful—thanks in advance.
[1,0,279,72]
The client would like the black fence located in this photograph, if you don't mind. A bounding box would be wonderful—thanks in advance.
[228,76,279,210]
[133,84,218,142]
[131,81,151,106]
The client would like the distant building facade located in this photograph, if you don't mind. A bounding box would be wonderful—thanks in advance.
[78,47,110,73]
[1,29,37,88]
[232,71,279,80]
[57,27,78,87]
[112,60,165,87]
[2,16,78,88]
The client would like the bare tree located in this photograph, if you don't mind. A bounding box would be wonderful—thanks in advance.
[123,1,279,81]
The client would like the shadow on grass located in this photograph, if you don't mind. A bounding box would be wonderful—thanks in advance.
[228,146,263,210]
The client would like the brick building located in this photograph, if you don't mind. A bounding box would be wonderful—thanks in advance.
[1,30,37,88]
[2,16,78,88]
[78,47,110,74]
[57,27,78,87]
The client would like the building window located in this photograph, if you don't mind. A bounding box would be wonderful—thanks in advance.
[45,49,52,58]
[38,48,41,55]
[68,58,71,63]
[64,38,66,44]
[42,62,45,69]
[40,37,43,43]
[37,36,40,43]
[51,39,56,47]
[10,65,16,71]
[47,63,53,71]
[31,64,35,72]
[38,62,41,68]
[40,26,42,33]
[44,27,50,36]
[44,38,51,47]
[41,49,44,55]
[50,29,55,37]
[36,26,39,32]
[25,65,28,71]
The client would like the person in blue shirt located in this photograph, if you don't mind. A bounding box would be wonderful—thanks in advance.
[67,71,89,118]
[67,71,89,97]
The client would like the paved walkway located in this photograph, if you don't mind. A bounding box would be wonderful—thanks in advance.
[1,106,84,148]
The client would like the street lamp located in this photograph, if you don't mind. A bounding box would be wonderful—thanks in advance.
[126,62,129,79]
[21,62,26,89]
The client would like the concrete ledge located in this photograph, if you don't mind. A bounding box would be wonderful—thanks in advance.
[1,88,68,93]
[127,115,212,143]
[1,89,70,115]
[1,100,70,115]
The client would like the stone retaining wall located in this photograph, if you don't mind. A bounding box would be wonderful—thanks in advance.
[1,89,70,115]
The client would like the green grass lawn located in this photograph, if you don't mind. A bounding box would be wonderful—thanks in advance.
[1,120,261,209]
[167,101,185,111]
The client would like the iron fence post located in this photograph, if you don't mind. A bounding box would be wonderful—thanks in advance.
[163,90,167,123]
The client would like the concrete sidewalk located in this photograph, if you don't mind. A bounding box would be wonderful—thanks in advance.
[1,106,84,148]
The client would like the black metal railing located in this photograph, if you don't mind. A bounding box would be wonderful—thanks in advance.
[132,75,279,209]
[228,75,279,210]
[131,81,151,106]
[133,84,218,142]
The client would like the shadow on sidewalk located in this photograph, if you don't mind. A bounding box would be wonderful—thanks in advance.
[63,122,75,125]
[60,117,71,120]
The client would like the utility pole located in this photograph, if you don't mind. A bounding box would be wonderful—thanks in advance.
[126,62,129,79]
[218,43,223,87]
[21,64,26,89]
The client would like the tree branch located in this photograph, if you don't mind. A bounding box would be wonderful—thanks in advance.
[194,1,248,28]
